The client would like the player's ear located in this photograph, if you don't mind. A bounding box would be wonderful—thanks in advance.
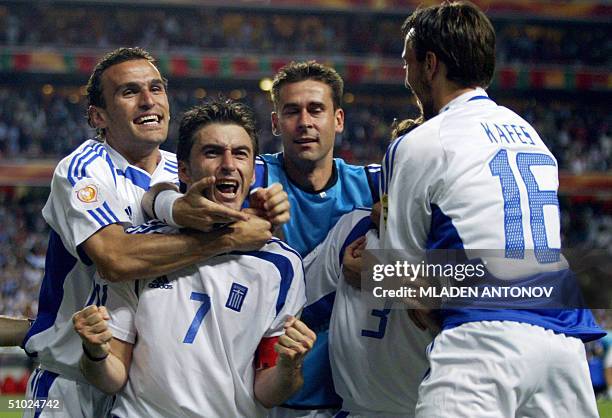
[424,51,438,82]
[88,105,107,129]
[178,160,192,185]
[271,112,281,137]
[334,108,345,134]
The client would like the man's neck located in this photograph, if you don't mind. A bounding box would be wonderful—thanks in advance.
[283,154,334,193]
[106,140,161,174]
[435,85,478,115]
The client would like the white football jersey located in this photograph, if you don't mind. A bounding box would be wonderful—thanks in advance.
[107,238,306,418]
[305,209,433,417]
[23,139,178,382]
[379,88,603,341]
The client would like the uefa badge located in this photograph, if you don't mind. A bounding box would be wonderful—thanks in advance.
[71,178,105,210]
[76,184,98,203]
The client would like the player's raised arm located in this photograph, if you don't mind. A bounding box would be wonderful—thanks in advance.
[72,305,133,395]
[81,215,272,283]
[254,316,316,408]
[0,316,31,347]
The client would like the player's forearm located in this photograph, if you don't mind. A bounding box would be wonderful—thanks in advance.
[0,316,30,347]
[85,226,232,283]
[254,364,303,408]
[79,352,128,395]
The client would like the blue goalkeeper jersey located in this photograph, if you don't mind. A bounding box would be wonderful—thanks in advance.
[253,152,380,409]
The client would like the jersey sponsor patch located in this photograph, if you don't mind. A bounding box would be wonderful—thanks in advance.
[70,178,106,210]
[148,276,173,289]
[225,282,248,312]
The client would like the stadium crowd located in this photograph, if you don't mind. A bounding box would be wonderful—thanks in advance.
[0,3,610,67]
[0,86,609,173]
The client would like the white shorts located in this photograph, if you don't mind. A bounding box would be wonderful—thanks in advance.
[268,407,337,418]
[23,367,112,418]
[416,321,598,418]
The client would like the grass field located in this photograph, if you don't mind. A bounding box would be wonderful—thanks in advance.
[1,394,611,417]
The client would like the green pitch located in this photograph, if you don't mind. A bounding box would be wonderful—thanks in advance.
[1,394,611,417]
[600,399,612,418]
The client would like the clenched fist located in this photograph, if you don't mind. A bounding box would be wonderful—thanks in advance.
[72,305,112,360]
[275,316,316,370]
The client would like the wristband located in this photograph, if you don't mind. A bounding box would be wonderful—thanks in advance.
[153,189,182,228]
[82,343,109,362]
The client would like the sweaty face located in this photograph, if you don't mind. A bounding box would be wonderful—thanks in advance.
[94,59,170,157]
[180,123,255,212]
[402,34,435,120]
[272,80,344,167]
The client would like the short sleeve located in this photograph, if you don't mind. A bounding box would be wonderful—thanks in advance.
[264,248,306,338]
[42,144,131,258]
[105,280,139,344]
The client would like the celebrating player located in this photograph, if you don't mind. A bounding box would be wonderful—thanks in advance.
[148,61,381,418]
[73,99,315,418]
[381,2,604,417]
[21,47,286,418]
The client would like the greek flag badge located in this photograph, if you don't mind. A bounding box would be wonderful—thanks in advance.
[225,283,248,312]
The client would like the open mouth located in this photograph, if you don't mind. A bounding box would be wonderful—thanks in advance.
[294,137,318,144]
[214,179,239,200]
[133,114,162,126]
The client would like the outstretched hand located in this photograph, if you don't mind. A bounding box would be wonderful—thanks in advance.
[174,176,249,231]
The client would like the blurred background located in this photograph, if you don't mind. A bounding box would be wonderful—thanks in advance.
[0,0,610,409]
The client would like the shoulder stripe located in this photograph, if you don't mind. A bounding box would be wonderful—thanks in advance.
[232,249,294,315]
[338,215,374,267]
[163,167,178,175]
[164,160,178,169]
[67,142,114,186]
[116,166,151,191]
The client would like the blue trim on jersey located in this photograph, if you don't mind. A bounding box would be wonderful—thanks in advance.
[163,167,178,175]
[68,147,96,186]
[116,166,151,191]
[33,370,58,418]
[165,160,178,169]
[102,202,119,222]
[427,207,604,342]
[338,216,374,266]
[301,292,336,332]
[364,164,382,203]
[233,249,294,315]
[385,135,408,193]
[87,209,106,227]
[67,142,115,186]
[23,231,77,354]
[126,221,169,235]
[426,204,465,250]
[468,95,493,102]
[442,309,605,342]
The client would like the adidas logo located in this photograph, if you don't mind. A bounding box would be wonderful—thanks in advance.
[149,276,173,289]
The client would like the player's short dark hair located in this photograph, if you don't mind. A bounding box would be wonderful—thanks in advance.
[390,116,424,140]
[271,61,344,110]
[177,98,259,164]
[401,1,495,88]
[86,47,166,136]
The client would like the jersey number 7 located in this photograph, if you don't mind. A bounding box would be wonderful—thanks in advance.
[183,292,211,344]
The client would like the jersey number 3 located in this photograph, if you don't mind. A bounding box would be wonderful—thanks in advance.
[490,150,560,264]
[183,292,211,344]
